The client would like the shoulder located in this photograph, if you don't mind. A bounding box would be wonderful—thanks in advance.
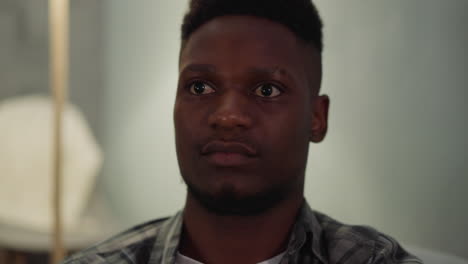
[62,217,170,264]
[313,211,423,264]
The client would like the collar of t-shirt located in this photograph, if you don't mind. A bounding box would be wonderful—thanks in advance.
[175,251,286,264]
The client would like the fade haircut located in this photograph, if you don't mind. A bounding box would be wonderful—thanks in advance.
[181,0,323,53]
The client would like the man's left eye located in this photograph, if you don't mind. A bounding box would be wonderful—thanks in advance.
[254,83,282,98]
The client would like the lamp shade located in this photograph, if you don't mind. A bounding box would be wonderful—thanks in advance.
[0,95,102,232]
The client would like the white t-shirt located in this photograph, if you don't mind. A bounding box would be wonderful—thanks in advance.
[175,251,286,264]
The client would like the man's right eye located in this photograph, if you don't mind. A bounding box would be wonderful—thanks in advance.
[189,81,215,95]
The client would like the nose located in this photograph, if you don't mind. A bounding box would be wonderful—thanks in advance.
[208,91,253,131]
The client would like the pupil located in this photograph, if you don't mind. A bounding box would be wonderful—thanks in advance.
[194,82,205,94]
[261,85,273,96]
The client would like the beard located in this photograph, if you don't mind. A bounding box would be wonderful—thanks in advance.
[184,178,294,216]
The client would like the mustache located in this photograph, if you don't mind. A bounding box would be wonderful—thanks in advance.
[200,137,259,156]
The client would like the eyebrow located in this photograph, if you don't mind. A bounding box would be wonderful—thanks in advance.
[247,66,293,79]
[180,64,294,81]
[180,64,216,75]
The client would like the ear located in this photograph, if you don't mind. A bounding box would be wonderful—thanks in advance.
[309,95,329,143]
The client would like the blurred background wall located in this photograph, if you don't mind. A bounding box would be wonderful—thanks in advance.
[307,0,468,258]
[1,0,467,260]
[0,0,103,136]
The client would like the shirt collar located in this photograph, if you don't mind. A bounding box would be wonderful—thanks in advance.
[149,200,327,264]
[285,200,328,264]
[149,210,184,264]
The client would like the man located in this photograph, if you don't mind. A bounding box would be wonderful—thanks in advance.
[65,0,422,263]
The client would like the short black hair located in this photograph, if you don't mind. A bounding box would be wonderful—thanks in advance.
[181,0,323,53]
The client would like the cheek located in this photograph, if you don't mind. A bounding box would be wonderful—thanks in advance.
[174,100,194,157]
[174,98,209,165]
[174,102,199,181]
[174,99,202,137]
[264,101,310,138]
[261,108,311,163]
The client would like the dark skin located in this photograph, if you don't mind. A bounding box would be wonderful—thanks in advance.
[174,16,329,264]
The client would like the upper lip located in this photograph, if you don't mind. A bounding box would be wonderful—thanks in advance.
[201,141,258,157]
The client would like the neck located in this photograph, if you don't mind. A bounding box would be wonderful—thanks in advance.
[179,193,304,264]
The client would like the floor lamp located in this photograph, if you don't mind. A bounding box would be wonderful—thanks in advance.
[49,0,69,263]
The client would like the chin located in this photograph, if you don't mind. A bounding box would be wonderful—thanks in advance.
[185,179,290,216]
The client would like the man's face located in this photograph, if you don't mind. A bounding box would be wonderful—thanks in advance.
[174,16,328,215]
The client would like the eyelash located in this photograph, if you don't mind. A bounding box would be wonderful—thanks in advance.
[185,80,216,95]
[252,82,285,96]
[185,80,286,97]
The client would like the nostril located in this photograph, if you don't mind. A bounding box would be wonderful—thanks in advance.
[209,112,252,129]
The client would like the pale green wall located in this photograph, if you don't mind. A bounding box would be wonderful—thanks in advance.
[308,0,468,258]
[101,0,468,258]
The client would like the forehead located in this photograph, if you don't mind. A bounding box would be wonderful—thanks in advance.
[179,15,319,82]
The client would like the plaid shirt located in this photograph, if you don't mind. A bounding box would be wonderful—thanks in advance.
[63,201,422,264]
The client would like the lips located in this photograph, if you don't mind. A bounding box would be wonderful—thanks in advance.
[201,141,258,166]
[202,141,257,156]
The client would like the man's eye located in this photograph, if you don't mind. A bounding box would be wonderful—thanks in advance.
[189,81,215,95]
[254,83,282,98]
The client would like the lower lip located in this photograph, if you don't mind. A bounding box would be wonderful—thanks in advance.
[204,152,254,167]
